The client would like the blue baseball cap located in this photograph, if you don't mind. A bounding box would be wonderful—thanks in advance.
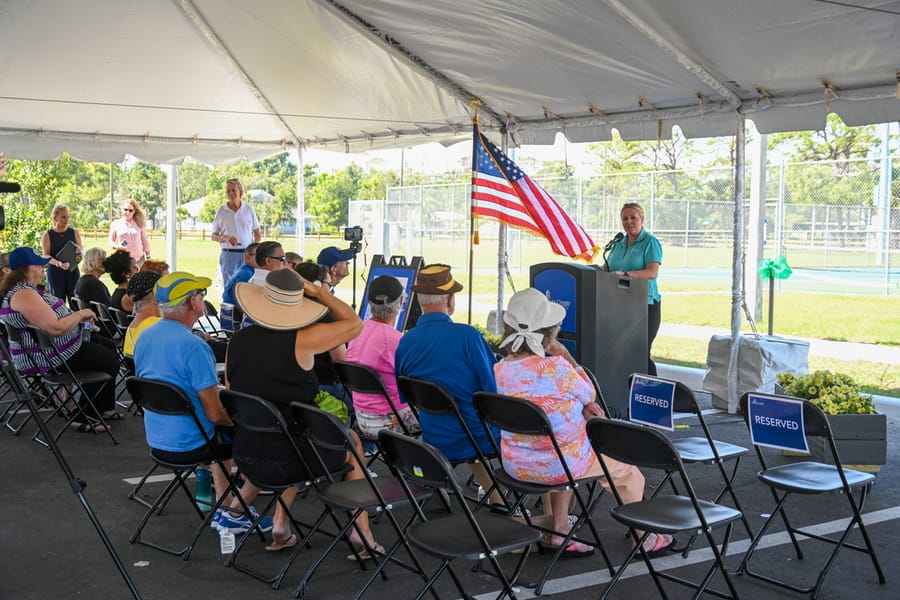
[316,246,353,267]
[8,247,50,270]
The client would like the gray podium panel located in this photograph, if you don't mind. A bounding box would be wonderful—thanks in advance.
[531,263,648,416]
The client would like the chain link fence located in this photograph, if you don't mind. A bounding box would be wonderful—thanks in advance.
[353,157,898,295]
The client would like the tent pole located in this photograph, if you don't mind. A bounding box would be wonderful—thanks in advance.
[163,165,177,271]
[727,114,746,412]
[496,132,510,334]
[294,147,305,259]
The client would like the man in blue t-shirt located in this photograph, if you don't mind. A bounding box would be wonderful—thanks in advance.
[135,270,271,534]
[395,264,502,505]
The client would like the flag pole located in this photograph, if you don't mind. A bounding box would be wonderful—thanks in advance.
[496,129,509,335]
[468,105,480,325]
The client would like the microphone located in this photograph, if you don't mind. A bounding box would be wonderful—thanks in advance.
[0,181,21,194]
[604,232,624,251]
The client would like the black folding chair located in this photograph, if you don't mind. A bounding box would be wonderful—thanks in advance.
[397,376,500,508]
[125,377,263,559]
[627,374,754,554]
[0,323,56,436]
[473,391,615,594]
[335,360,420,464]
[27,324,117,445]
[222,389,334,589]
[737,392,885,598]
[586,418,743,600]
[582,366,614,418]
[379,429,542,600]
[290,402,434,600]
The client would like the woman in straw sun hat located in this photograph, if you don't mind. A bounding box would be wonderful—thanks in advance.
[227,269,381,553]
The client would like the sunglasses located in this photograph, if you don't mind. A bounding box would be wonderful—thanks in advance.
[122,208,134,213]
[192,288,207,298]
[268,255,286,263]
[226,178,241,184]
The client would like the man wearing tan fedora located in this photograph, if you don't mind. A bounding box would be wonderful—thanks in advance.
[395,263,503,505]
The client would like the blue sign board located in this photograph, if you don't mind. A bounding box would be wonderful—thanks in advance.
[361,266,416,330]
[533,269,576,333]
[747,393,809,453]
[629,375,675,431]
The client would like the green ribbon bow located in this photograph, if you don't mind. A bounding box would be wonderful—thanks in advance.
[758,255,792,281]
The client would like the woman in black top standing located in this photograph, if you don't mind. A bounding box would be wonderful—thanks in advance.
[41,204,82,307]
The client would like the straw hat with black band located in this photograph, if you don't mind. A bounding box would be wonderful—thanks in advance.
[235,269,327,330]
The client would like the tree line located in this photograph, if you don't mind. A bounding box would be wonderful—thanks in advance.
[1,114,895,251]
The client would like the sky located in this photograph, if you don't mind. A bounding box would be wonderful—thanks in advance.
[303,132,596,176]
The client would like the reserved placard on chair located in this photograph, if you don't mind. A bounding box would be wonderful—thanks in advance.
[629,375,675,431]
[747,393,809,453]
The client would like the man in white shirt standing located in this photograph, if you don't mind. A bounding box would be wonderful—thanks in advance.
[211,178,261,283]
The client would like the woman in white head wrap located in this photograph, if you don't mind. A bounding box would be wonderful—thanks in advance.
[494,288,671,557]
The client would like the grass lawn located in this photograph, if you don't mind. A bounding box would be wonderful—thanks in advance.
[81,234,900,397]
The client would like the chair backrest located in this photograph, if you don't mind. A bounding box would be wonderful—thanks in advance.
[379,428,462,492]
[1,321,44,373]
[291,401,374,487]
[108,306,132,329]
[474,391,580,483]
[72,295,89,312]
[335,360,390,397]
[223,389,318,484]
[586,417,681,473]
[582,366,613,418]
[26,324,62,355]
[473,391,551,437]
[126,376,198,418]
[397,375,491,461]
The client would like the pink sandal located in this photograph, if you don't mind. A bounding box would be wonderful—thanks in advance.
[640,532,675,555]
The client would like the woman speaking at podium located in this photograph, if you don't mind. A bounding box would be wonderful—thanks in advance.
[606,202,662,376]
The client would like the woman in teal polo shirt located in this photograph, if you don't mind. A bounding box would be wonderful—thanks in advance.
[606,202,663,375]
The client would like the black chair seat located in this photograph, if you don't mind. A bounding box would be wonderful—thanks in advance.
[612,496,743,534]
[672,437,747,463]
[408,512,540,561]
[316,476,431,512]
[758,461,875,494]
[148,450,203,472]
[43,371,111,387]
[491,466,576,495]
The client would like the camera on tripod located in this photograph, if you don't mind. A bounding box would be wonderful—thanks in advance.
[343,225,363,254]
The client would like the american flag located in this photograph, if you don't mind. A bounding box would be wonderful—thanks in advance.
[471,125,598,260]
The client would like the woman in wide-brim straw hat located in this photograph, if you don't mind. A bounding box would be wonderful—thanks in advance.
[227,269,379,553]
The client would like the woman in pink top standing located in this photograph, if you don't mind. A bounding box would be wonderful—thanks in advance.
[109,198,151,267]
[345,275,420,436]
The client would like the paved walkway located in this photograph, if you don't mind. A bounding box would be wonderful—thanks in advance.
[659,323,900,365]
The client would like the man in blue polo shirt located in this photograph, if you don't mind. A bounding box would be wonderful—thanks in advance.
[135,271,272,534]
[395,263,502,504]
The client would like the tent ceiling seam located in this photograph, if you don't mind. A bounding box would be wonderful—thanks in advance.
[318,0,509,129]
[175,0,303,147]
[602,0,742,109]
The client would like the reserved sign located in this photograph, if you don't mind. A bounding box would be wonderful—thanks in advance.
[629,375,675,431]
[747,393,809,453]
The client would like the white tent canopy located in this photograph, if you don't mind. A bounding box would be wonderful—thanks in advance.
[1,0,899,164]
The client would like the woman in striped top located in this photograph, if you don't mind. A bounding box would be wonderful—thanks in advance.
[0,247,122,428]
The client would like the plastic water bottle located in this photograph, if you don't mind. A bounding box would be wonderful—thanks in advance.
[80,321,92,343]
[195,465,212,511]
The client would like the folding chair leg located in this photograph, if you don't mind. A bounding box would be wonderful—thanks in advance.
[127,463,161,510]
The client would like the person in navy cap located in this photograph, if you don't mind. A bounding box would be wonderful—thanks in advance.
[316,246,353,290]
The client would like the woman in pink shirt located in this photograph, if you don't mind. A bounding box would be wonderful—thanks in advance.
[109,198,151,266]
[345,275,419,436]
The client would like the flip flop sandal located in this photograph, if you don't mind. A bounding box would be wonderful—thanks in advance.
[641,533,676,556]
[103,412,126,421]
[346,542,385,561]
[541,540,595,559]
[265,533,298,552]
